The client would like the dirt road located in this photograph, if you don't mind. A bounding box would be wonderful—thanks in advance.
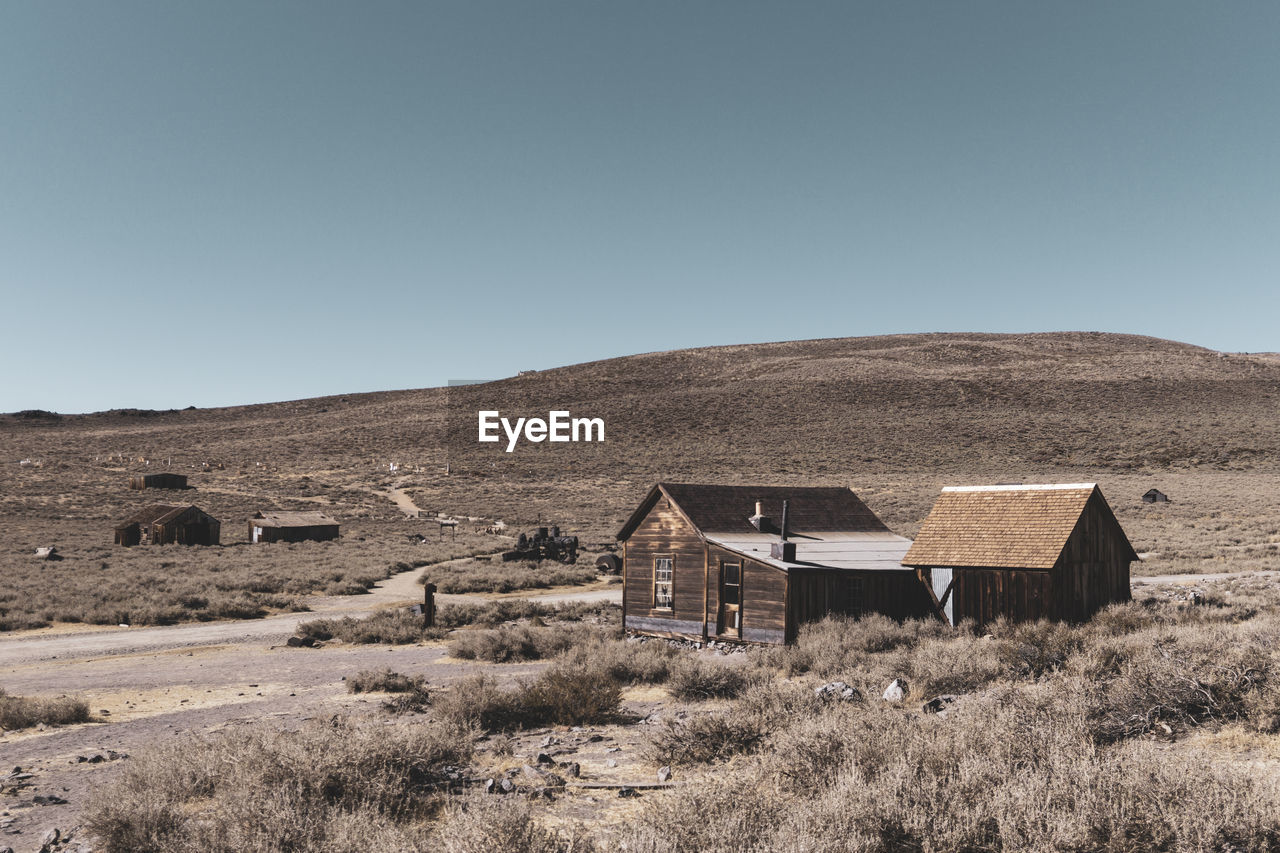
[0,557,619,850]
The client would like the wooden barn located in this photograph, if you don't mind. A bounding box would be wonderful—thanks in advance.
[902,483,1135,628]
[129,473,188,490]
[617,483,934,645]
[1142,488,1170,504]
[249,511,340,543]
[115,504,220,546]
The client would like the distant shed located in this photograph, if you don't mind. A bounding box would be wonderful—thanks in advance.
[129,473,187,490]
[249,511,340,543]
[617,483,933,645]
[1142,488,1170,504]
[115,504,220,546]
[902,483,1135,628]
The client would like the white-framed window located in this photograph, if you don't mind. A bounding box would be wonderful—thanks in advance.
[654,555,674,609]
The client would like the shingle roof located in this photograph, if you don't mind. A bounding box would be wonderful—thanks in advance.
[617,483,889,541]
[251,511,339,528]
[902,484,1108,570]
[116,504,187,528]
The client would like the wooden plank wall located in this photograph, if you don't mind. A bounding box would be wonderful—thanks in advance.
[1055,492,1133,622]
[787,570,935,640]
[623,497,707,636]
[950,569,1053,628]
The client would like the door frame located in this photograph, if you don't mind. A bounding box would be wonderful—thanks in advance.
[717,559,742,638]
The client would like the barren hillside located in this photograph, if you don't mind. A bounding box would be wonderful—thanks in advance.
[4,332,1279,571]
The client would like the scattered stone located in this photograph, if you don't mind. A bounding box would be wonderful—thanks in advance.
[606,746,621,753]
[484,778,496,794]
[882,679,908,703]
[499,778,515,794]
[286,636,316,648]
[922,695,958,715]
[618,787,640,798]
[562,762,581,778]
[815,681,861,702]
[34,795,68,805]
[39,829,59,851]
[657,765,672,783]
[536,752,555,766]
[586,734,604,743]
[606,759,617,768]
[540,735,555,747]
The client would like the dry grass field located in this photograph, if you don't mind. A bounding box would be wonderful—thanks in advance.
[6,331,1280,851]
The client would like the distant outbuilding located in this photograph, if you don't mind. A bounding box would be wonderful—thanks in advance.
[249,511,340,543]
[1142,488,1170,504]
[115,505,220,546]
[903,483,1136,628]
[129,473,188,490]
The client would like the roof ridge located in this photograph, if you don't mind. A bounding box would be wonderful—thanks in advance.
[941,483,1097,493]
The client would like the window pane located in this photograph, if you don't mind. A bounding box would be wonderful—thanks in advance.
[724,564,740,585]
[723,585,739,606]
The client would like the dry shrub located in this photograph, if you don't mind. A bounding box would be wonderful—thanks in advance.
[625,687,1280,852]
[346,668,426,694]
[666,657,752,701]
[756,614,949,678]
[0,689,90,730]
[85,716,472,853]
[448,624,593,663]
[436,598,617,628]
[1072,623,1279,743]
[556,635,677,684]
[647,710,769,765]
[298,608,445,644]
[438,797,596,853]
[419,559,597,594]
[433,665,622,732]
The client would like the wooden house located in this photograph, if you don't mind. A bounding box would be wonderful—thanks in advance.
[115,504,220,546]
[616,483,933,645]
[249,511,340,543]
[902,483,1135,627]
[1142,488,1170,504]
[129,473,188,490]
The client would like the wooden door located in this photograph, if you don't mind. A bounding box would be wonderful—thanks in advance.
[717,560,742,638]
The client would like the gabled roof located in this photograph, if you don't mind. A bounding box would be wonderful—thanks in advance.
[116,504,201,528]
[902,483,1137,570]
[617,483,889,541]
[251,510,339,528]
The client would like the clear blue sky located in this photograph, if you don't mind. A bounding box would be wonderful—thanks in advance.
[2,2,1277,412]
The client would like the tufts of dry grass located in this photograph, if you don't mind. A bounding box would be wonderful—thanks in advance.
[84,715,473,853]
[0,689,91,730]
[418,558,598,594]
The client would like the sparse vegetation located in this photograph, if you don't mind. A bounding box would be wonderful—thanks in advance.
[85,716,471,852]
[347,668,427,694]
[418,557,598,594]
[0,689,91,730]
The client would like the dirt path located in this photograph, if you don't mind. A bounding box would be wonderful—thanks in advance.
[0,546,615,849]
[1132,569,1280,586]
[383,478,423,518]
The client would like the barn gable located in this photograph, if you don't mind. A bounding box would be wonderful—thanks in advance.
[902,483,1135,627]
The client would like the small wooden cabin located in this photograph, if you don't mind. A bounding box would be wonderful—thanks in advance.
[1142,488,1170,504]
[902,483,1135,627]
[115,504,220,546]
[249,511,340,543]
[617,483,933,645]
[129,473,188,490]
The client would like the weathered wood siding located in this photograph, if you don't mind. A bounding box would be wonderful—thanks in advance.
[787,569,935,641]
[623,497,707,638]
[947,569,1054,628]
[250,523,340,543]
[706,544,787,644]
[1055,491,1132,622]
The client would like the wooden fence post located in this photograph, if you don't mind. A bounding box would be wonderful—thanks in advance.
[424,583,437,628]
